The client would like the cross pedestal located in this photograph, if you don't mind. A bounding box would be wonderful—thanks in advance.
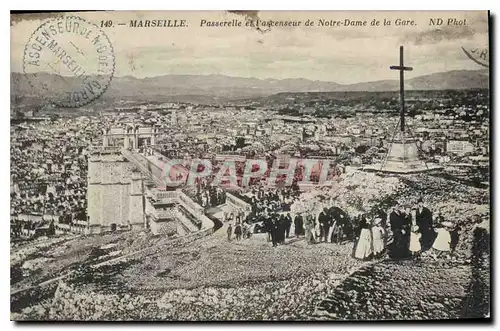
[369,133,440,174]
[363,46,442,174]
[385,134,420,166]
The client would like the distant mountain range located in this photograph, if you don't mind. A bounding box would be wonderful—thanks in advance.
[11,69,489,105]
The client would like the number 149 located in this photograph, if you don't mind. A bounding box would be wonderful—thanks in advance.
[100,20,113,28]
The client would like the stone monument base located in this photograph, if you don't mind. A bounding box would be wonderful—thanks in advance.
[363,135,443,174]
[363,162,443,174]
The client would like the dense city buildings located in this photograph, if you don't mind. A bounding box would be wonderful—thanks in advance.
[10,89,489,238]
[10,88,490,321]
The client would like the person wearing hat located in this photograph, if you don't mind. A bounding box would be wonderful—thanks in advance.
[277,213,287,244]
[389,205,410,259]
[270,214,280,248]
[294,212,304,238]
[285,212,292,238]
[372,217,385,257]
[415,198,434,251]
[227,223,233,242]
[354,214,374,260]
[304,213,316,244]
[263,213,272,242]
[318,207,330,243]
[409,225,422,258]
[434,211,445,225]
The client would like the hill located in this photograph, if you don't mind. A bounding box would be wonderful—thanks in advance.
[11,69,489,105]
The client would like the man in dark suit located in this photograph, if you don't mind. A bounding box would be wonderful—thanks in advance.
[318,208,330,243]
[389,206,410,259]
[278,214,287,244]
[271,215,279,247]
[285,213,292,238]
[294,212,304,237]
[263,214,272,242]
[415,198,434,251]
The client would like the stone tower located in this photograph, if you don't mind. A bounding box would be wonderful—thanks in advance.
[87,151,145,232]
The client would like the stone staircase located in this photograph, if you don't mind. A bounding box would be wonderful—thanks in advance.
[121,149,164,187]
[173,209,199,233]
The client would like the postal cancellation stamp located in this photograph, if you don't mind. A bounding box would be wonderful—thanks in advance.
[23,15,115,108]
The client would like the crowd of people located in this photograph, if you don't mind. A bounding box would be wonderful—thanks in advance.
[226,211,293,247]
[224,194,459,262]
[10,216,57,239]
[224,186,300,247]
[225,212,254,242]
[344,198,460,260]
[236,186,299,215]
[192,185,227,209]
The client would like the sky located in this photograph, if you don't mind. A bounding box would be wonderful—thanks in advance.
[10,10,489,84]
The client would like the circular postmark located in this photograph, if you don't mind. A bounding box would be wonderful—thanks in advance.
[461,45,489,68]
[23,15,115,108]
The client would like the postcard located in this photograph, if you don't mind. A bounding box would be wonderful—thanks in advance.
[10,10,490,321]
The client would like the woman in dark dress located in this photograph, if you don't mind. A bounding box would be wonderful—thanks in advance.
[234,221,242,241]
[294,213,304,237]
[389,206,411,259]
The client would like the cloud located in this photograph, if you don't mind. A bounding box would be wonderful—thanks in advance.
[402,26,476,45]
[400,11,488,45]
[10,11,490,84]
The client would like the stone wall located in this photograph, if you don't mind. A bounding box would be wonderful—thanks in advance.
[225,192,252,218]
[87,153,144,230]
[150,218,177,236]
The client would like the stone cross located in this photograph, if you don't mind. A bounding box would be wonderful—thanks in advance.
[390,46,413,132]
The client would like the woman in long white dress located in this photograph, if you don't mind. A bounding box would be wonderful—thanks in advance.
[354,215,373,260]
[432,221,453,258]
[409,225,422,257]
[372,217,385,257]
[305,213,316,244]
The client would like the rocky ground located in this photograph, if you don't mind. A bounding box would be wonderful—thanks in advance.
[11,170,490,321]
[31,267,360,321]
[12,223,490,321]
[11,224,373,320]
[314,258,487,320]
